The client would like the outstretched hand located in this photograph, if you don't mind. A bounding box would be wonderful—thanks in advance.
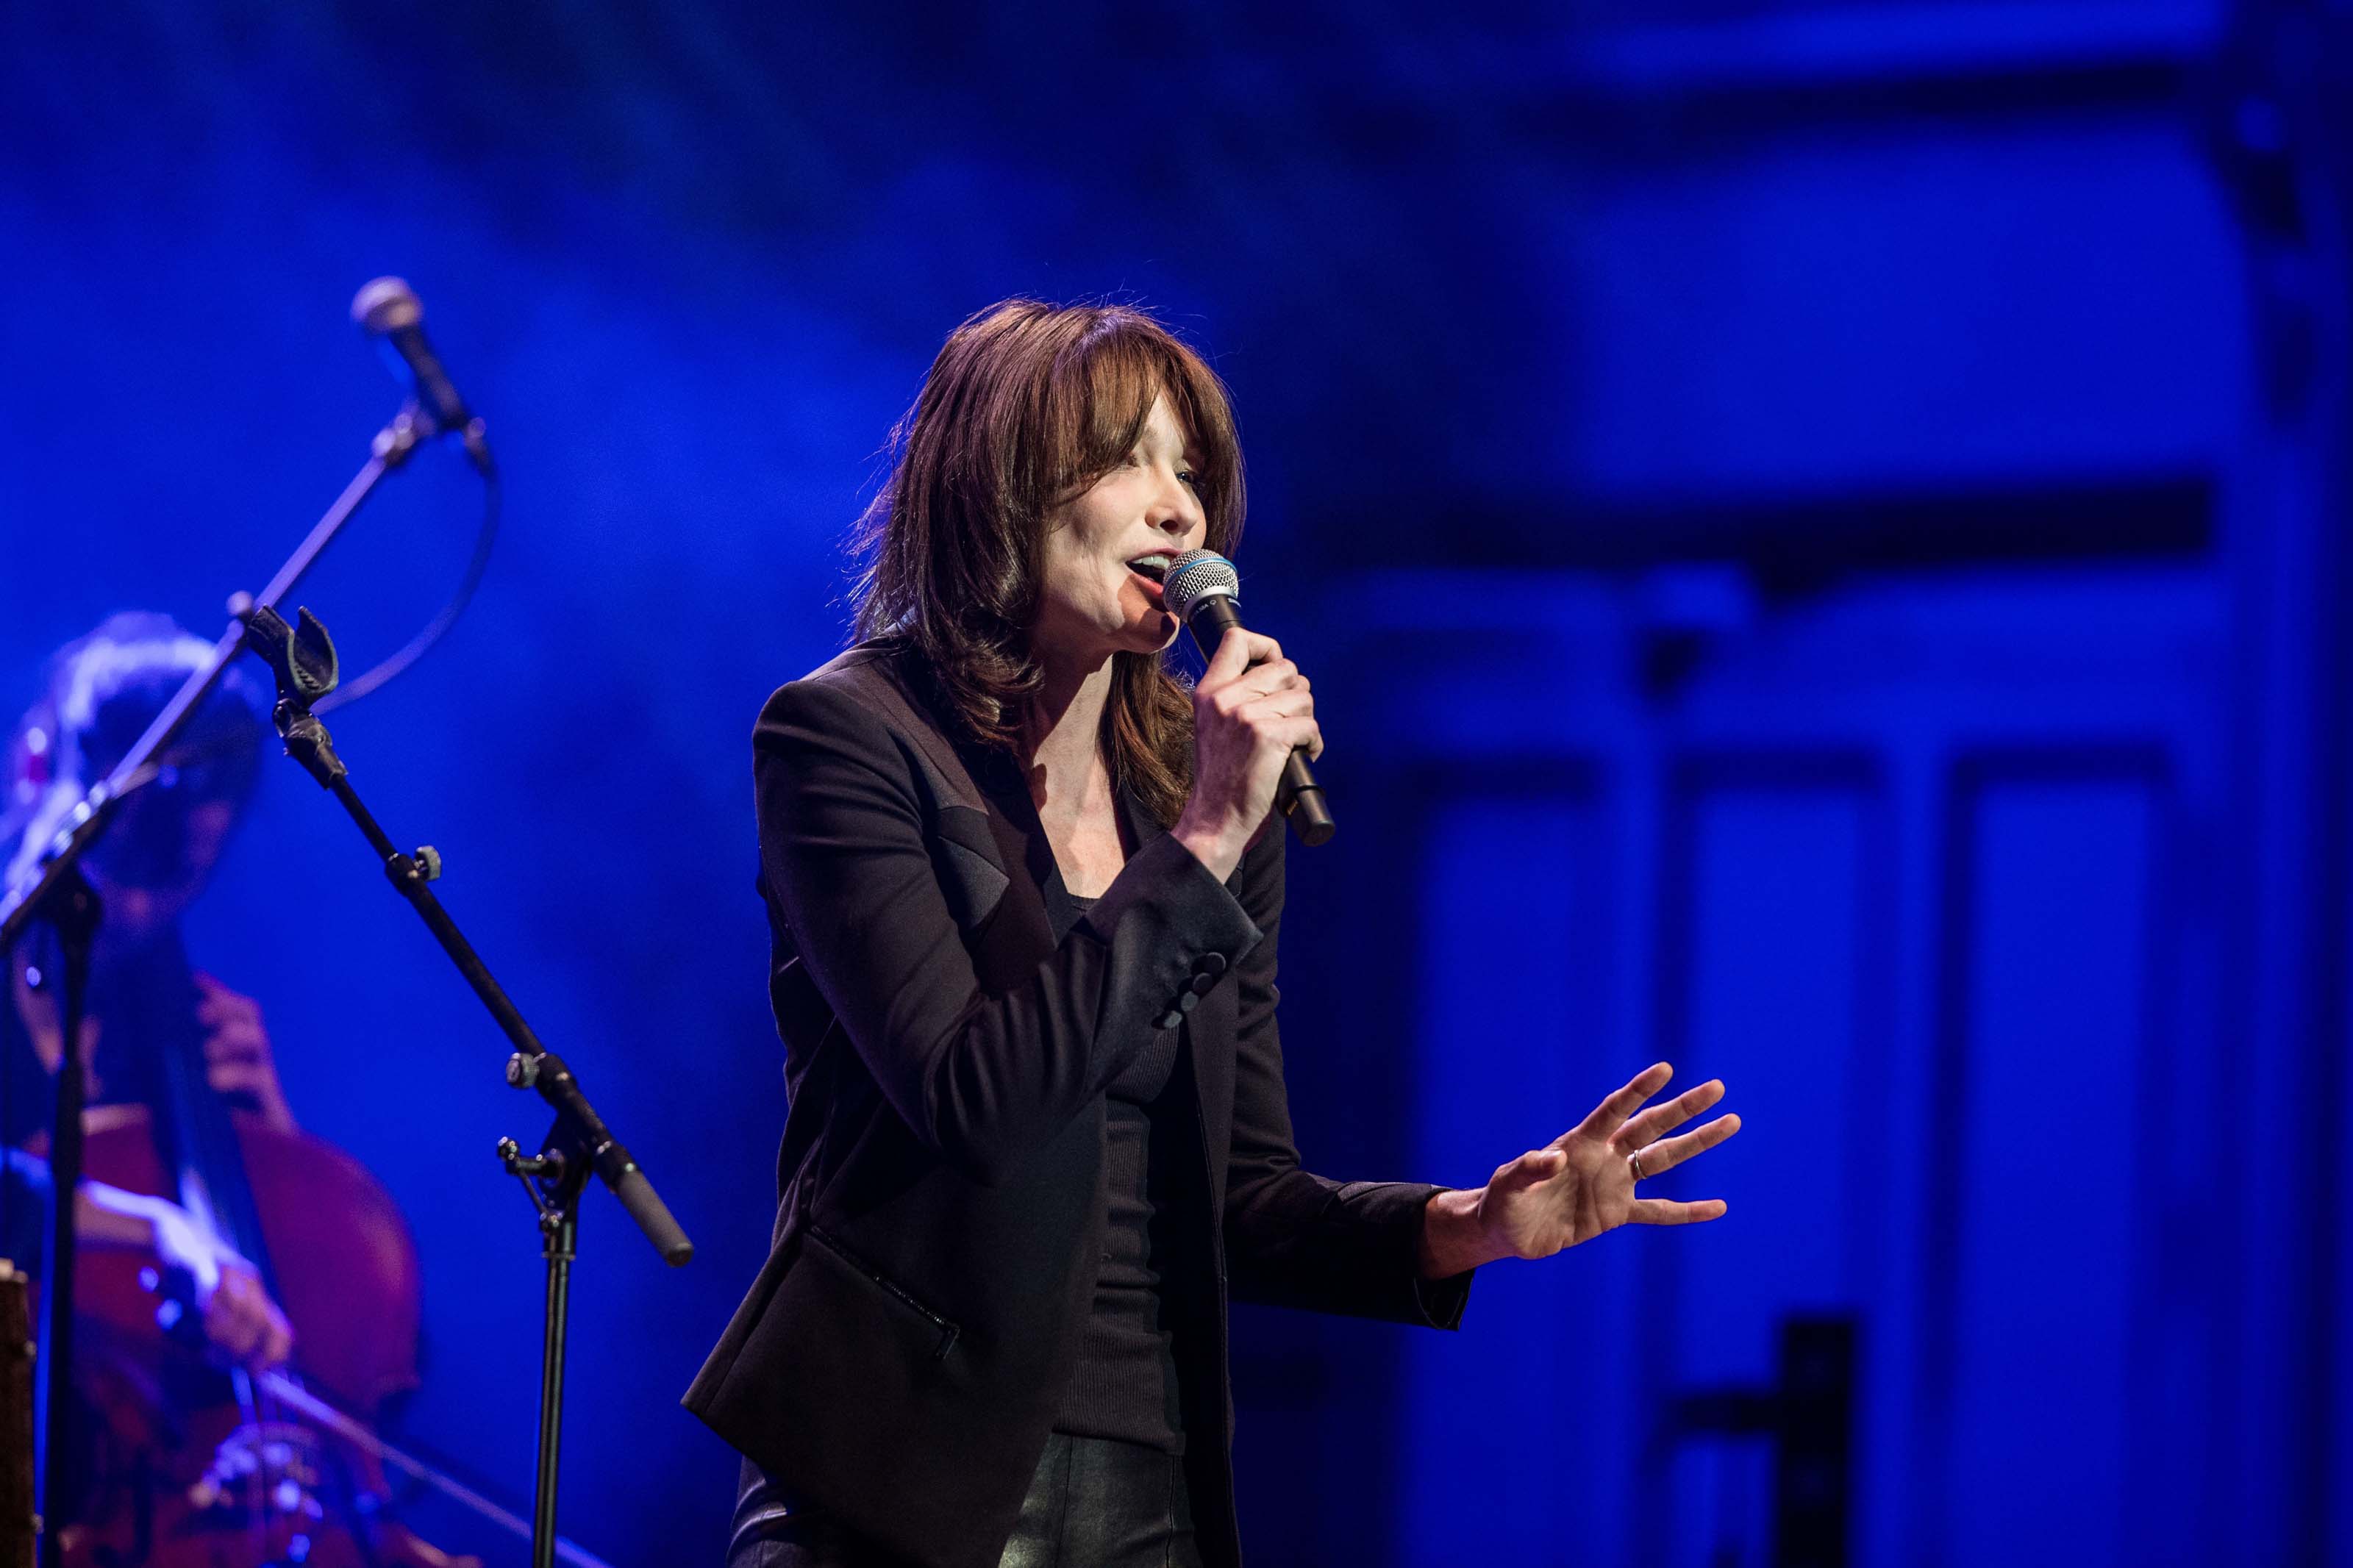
[1419,1064,1740,1277]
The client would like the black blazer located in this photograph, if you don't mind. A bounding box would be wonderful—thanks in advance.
[685,642,1471,1568]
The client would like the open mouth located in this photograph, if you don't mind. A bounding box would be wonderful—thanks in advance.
[1127,554,1173,597]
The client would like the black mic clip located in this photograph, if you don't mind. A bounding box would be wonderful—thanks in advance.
[232,599,349,790]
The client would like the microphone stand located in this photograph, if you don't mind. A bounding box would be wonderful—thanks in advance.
[4,403,433,1568]
[238,603,692,1568]
[26,870,93,1568]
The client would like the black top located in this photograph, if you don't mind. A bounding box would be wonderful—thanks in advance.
[1051,892,1186,1453]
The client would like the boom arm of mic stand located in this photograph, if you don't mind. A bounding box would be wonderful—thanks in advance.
[247,602,688,1568]
[244,604,693,1268]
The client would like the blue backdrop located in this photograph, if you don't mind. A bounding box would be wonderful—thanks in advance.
[4,4,2347,1564]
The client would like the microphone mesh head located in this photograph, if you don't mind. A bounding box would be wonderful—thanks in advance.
[1164,550,1239,621]
[351,276,423,335]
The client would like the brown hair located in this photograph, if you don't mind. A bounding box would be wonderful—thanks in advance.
[852,298,1245,825]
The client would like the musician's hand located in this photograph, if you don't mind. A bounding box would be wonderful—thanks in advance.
[1174,626,1320,881]
[193,972,296,1132]
[200,1261,295,1372]
[85,1184,296,1372]
[146,1199,295,1371]
[1417,1064,1741,1278]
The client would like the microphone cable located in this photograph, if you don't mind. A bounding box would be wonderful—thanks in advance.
[313,443,500,715]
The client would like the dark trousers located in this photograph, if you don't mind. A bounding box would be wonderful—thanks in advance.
[729,1433,1204,1568]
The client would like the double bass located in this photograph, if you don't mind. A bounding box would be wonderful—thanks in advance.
[51,959,472,1568]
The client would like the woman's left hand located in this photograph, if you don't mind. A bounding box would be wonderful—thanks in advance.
[1419,1064,1740,1275]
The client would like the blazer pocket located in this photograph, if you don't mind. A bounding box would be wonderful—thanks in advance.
[806,1223,962,1361]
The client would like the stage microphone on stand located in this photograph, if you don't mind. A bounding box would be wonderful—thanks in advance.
[351,277,494,476]
[1163,548,1336,847]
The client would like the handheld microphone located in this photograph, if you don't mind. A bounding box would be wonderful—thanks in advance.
[351,276,493,475]
[1164,548,1335,847]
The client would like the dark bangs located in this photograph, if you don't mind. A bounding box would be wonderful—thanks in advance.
[1042,315,1243,550]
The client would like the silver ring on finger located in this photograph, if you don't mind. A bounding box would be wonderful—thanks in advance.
[1627,1149,1646,1182]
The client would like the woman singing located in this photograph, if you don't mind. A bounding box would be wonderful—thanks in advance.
[688,300,1741,1568]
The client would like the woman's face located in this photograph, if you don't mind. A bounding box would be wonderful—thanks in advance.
[1032,393,1207,664]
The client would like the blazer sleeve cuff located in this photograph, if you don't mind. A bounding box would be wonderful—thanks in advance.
[1079,831,1263,1034]
[1304,1177,1479,1328]
[1406,1184,1477,1329]
[1411,1265,1477,1330]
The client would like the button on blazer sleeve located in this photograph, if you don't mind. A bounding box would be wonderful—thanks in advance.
[1220,830,1475,1328]
[754,677,1264,1189]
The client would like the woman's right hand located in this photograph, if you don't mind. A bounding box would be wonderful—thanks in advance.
[1173,626,1321,882]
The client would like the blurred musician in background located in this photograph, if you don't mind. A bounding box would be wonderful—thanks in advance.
[0,612,295,1368]
[0,613,479,1568]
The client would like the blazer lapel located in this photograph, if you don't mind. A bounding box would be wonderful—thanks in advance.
[953,740,1063,989]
